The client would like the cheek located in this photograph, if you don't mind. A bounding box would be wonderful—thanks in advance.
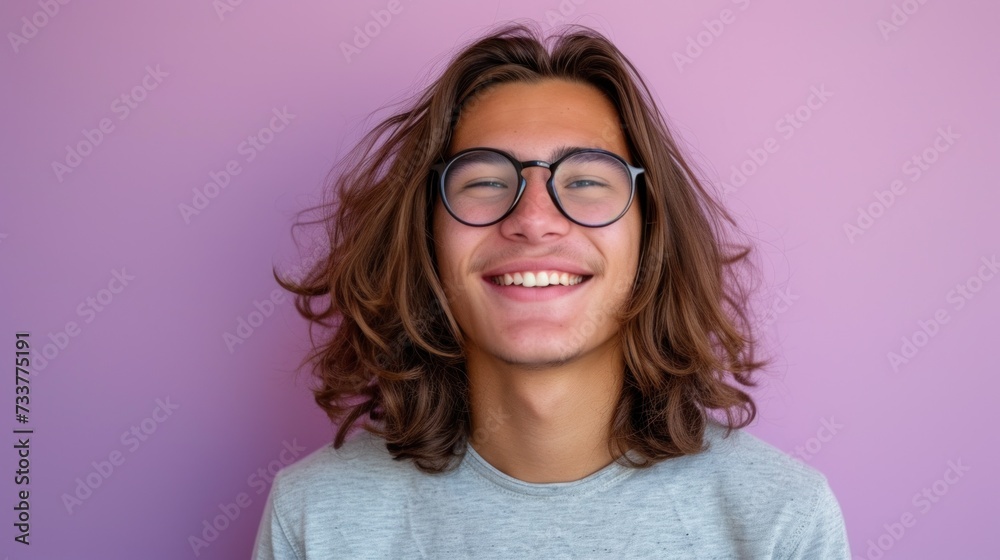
[432,204,455,269]
[607,207,643,288]
[432,204,473,291]
[431,204,446,264]
[627,201,643,256]
[612,203,642,246]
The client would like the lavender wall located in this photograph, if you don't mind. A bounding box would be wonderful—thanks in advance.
[2,1,997,558]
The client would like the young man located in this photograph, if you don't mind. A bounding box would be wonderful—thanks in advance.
[254,23,850,559]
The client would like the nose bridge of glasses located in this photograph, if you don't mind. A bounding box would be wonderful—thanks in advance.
[517,162,557,202]
[519,160,553,183]
[521,161,557,199]
[504,161,562,223]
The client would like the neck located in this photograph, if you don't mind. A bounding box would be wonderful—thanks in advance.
[465,340,626,483]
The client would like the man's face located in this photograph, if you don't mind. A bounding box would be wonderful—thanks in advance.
[432,78,642,368]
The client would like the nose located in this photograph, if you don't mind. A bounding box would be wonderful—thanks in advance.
[497,166,571,241]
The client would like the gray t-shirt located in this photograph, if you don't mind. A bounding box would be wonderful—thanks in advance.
[252,420,850,559]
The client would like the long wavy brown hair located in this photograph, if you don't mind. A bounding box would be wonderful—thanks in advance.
[274,22,770,473]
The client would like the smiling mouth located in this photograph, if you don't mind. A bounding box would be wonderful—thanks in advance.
[489,271,590,287]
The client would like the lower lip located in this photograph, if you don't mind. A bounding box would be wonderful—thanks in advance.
[481,276,589,302]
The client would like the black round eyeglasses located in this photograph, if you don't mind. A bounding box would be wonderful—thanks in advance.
[430,147,644,228]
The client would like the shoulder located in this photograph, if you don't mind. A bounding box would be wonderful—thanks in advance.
[696,420,829,494]
[264,429,441,541]
[636,420,849,558]
[271,428,405,494]
[694,420,837,513]
[271,431,420,536]
[257,430,427,558]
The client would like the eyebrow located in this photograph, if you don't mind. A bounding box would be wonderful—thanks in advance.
[546,145,587,162]
[445,145,601,162]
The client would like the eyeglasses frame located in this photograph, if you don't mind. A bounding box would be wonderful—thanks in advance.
[430,146,645,228]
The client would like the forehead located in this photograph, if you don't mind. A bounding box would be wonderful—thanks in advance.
[448,78,630,162]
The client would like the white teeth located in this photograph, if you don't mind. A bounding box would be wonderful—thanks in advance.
[490,271,586,287]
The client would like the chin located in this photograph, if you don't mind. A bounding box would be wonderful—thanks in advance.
[495,351,581,370]
[487,339,586,368]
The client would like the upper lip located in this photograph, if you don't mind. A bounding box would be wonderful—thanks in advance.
[481,259,593,278]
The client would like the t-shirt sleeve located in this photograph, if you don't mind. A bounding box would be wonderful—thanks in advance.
[785,478,851,560]
[251,472,303,560]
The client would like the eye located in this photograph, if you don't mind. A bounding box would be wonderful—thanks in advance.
[463,179,509,189]
[565,178,610,189]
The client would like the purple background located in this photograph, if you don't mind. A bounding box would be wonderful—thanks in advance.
[2,1,998,558]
